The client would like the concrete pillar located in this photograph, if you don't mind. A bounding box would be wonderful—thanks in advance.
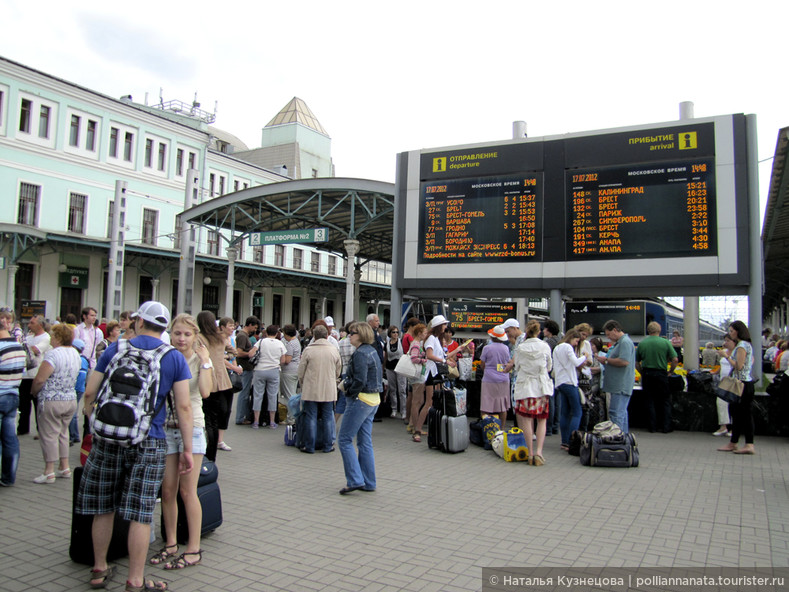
[224,246,237,318]
[343,239,359,323]
[6,263,18,310]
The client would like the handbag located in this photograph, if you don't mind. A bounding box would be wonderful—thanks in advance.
[394,354,423,381]
[229,371,243,392]
[458,357,473,381]
[716,375,744,404]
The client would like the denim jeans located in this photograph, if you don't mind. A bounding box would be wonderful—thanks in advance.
[557,383,582,446]
[302,400,334,452]
[338,396,378,490]
[0,393,21,485]
[68,390,84,442]
[608,391,632,434]
[548,387,561,434]
[235,370,255,424]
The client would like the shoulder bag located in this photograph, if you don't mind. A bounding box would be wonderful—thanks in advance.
[394,353,423,381]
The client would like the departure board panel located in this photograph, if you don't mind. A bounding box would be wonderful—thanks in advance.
[567,158,717,259]
[448,302,516,333]
[419,173,541,263]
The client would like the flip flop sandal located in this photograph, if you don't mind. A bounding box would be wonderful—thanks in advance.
[89,565,115,589]
[148,544,178,565]
[125,579,169,592]
[164,550,203,570]
[412,433,422,442]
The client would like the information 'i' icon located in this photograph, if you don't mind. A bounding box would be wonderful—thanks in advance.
[679,132,697,150]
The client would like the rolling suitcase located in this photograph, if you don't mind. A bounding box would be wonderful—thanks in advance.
[70,466,130,565]
[162,481,223,545]
[427,407,443,449]
[161,459,223,544]
[440,414,469,453]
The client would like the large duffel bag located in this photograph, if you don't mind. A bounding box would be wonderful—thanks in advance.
[580,432,639,467]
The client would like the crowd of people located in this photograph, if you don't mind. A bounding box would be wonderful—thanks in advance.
[0,300,760,590]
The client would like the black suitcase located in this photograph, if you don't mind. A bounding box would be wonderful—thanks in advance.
[568,430,585,457]
[427,407,443,449]
[69,466,130,565]
[580,433,639,467]
[162,481,223,545]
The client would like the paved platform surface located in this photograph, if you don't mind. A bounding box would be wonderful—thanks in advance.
[2,417,788,592]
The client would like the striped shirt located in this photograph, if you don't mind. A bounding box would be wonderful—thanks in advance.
[0,337,25,395]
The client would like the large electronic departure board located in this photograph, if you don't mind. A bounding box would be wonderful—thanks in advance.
[420,174,541,262]
[396,113,751,295]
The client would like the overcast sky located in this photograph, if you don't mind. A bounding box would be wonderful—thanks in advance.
[3,0,783,325]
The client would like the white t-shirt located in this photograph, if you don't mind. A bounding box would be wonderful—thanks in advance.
[39,346,80,402]
[552,342,586,387]
[424,334,445,377]
[24,332,51,379]
[252,337,287,372]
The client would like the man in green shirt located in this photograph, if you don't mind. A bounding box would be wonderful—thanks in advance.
[636,321,678,433]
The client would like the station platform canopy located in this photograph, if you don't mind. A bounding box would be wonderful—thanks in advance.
[762,126,789,314]
[181,177,396,264]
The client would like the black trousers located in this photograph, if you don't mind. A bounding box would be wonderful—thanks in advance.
[729,380,755,445]
[642,369,672,432]
[17,378,38,435]
[203,389,232,462]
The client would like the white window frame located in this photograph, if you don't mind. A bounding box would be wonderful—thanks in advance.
[206,230,221,256]
[292,248,303,270]
[17,180,41,226]
[142,133,169,175]
[64,108,100,159]
[141,207,159,246]
[16,92,57,149]
[233,176,251,192]
[0,83,8,135]
[107,121,138,168]
[67,191,88,234]
[208,169,228,197]
[327,255,337,276]
[310,251,321,273]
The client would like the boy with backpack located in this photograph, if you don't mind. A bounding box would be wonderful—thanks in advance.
[76,302,194,592]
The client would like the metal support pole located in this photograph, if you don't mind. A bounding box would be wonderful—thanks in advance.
[680,102,700,370]
[177,169,200,315]
[746,114,762,379]
[105,180,127,320]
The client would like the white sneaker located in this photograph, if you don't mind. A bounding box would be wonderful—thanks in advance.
[712,428,728,436]
[390,411,398,418]
[217,441,232,451]
[33,473,55,484]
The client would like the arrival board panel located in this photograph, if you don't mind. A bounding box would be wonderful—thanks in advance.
[419,173,542,263]
[567,158,717,260]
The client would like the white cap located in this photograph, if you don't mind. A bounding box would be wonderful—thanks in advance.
[502,318,520,330]
[324,316,335,327]
[133,301,171,329]
[428,315,449,329]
